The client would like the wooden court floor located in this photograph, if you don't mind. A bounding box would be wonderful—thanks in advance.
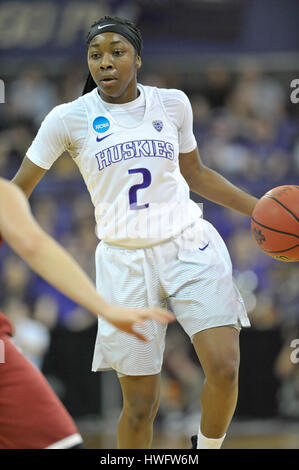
[79,419,299,449]
[81,433,299,449]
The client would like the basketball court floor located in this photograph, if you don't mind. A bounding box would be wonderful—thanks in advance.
[77,417,299,449]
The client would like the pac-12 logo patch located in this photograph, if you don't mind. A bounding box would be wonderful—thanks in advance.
[152,120,163,132]
[93,116,110,133]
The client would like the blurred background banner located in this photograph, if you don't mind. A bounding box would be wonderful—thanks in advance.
[0,0,244,56]
[1,0,299,58]
[0,0,299,449]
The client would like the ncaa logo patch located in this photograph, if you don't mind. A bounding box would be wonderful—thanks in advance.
[93,116,110,133]
[152,120,163,132]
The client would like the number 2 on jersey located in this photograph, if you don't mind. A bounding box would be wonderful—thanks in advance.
[128,168,151,210]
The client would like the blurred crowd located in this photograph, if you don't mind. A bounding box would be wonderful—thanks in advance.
[0,60,298,425]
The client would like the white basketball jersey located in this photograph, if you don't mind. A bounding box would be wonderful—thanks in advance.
[74,84,201,248]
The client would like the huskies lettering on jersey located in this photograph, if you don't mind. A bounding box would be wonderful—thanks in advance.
[95,139,174,171]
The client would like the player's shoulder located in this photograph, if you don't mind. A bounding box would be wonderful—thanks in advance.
[48,95,86,121]
[0,312,13,336]
[140,83,189,104]
[155,87,190,106]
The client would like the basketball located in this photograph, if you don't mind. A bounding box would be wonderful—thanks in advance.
[251,185,299,262]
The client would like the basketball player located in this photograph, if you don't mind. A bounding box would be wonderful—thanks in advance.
[0,178,173,449]
[11,16,259,449]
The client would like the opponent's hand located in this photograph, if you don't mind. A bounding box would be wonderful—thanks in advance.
[102,305,175,342]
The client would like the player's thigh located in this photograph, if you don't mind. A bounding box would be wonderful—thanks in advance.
[93,242,167,376]
[192,326,240,383]
[166,219,250,340]
[119,373,161,416]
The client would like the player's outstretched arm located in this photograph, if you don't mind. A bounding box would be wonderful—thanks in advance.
[179,147,258,217]
[0,179,174,341]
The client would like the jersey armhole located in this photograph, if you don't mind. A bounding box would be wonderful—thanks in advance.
[74,97,91,160]
[179,144,197,156]
[59,112,72,153]
[155,88,180,134]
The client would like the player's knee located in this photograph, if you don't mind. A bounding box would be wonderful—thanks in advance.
[207,356,239,389]
[123,395,159,429]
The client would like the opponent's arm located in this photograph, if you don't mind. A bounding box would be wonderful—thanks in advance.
[179,147,258,217]
[0,179,174,340]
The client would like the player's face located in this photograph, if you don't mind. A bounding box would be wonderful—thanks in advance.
[88,32,141,104]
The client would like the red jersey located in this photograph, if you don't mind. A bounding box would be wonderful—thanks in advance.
[0,312,13,336]
[0,312,82,449]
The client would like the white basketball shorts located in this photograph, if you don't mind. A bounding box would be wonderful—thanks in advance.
[92,219,250,376]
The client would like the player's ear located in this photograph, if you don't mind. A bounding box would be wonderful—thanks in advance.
[135,55,142,70]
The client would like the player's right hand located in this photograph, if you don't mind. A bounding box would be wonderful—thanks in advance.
[102,305,175,342]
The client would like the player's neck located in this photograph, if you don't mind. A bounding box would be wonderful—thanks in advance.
[98,79,139,105]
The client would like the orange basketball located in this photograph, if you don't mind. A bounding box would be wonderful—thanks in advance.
[251,185,299,262]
